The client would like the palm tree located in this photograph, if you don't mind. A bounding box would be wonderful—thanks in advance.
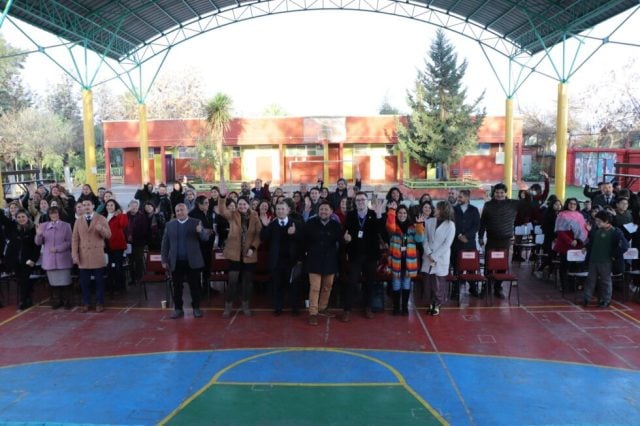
[205,93,233,180]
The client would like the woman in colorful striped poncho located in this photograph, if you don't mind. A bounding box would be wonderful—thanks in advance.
[386,204,425,315]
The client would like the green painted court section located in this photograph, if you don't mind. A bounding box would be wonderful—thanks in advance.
[166,384,442,425]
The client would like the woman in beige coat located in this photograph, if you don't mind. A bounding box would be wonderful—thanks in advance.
[218,182,262,317]
[72,199,112,312]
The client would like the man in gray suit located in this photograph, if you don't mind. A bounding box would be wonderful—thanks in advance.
[161,203,211,318]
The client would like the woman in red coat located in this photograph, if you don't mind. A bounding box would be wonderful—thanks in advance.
[103,199,129,293]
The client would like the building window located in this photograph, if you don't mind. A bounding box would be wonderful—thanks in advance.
[231,146,241,158]
[386,144,396,156]
[473,143,492,156]
[178,147,197,159]
[285,144,323,156]
[354,145,370,155]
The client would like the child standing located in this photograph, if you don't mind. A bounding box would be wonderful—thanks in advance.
[583,210,628,307]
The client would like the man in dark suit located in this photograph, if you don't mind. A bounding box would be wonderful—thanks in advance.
[260,200,302,316]
[339,192,385,322]
[161,203,209,319]
[452,190,481,297]
[592,182,616,209]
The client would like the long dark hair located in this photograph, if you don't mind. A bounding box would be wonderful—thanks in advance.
[102,199,122,217]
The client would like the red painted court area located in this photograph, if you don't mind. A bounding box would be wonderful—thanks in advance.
[1,263,639,370]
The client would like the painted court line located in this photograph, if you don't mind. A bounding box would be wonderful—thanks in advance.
[415,308,475,426]
[158,347,449,426]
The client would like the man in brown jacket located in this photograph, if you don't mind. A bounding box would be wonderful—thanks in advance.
[72,199,112,312]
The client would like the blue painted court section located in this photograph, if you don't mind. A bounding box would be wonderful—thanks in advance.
[0,349,639,425]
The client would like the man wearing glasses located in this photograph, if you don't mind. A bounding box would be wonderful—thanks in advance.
[339,192,385,322]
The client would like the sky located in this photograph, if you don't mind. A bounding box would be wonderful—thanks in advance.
[1,6,639,118]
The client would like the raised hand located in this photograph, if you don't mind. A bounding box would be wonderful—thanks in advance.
[415,214,426,223]
[35,224,43,236]
[304,197,312,212]
[288,222,296,235]
[347,187,355,198]
[219,181,228,196]
[344,230,352,242]
[196,221,203,233]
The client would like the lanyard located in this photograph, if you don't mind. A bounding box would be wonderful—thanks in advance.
[358,213,366,230]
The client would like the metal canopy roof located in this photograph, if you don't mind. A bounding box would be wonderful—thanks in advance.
[3,0,638,61]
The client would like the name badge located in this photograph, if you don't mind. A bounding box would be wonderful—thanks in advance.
[357,230,364,239]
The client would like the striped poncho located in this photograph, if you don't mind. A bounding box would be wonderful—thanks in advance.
[385,208,425,278]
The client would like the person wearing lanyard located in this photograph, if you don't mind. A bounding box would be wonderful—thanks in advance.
[386,204,426,315]
[340,192,385,322]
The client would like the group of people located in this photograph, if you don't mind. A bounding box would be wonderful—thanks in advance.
[159,175,480,323]
[0,181,181,311]
[1,172,634,318]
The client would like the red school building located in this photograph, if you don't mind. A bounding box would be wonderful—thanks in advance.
[102,115,523,186]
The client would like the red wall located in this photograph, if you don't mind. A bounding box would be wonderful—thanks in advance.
[106,115,517,185]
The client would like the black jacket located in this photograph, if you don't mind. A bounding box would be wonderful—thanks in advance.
[343,209,383,262]
[479,199,520,241]
[4,225,40,271]
[260,215,302,270]
[153,194,173,221]
[301,217,343,275]
[453,203,480,250]
[189,207,215,244]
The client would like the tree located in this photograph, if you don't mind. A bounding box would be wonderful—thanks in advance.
[262,103,287,117]
[200,93,233,180]
[379,97,399,115]
[44,74,83,153]
[571,57,640,148]
[146,70,207,119]
[397,29,485,180]
[0,36,32,115]
[0,108,74,179]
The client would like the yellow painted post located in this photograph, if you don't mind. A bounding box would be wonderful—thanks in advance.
[82,89,98,190]
[555,83,568,201]
[504,98,514,197]
[139,103,150,184]
[323,143,329,183]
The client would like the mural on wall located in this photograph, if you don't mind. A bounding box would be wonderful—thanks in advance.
[574,152,617,187]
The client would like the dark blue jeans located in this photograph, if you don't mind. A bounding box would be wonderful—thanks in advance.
[107,250,125,291]
[79,268,106,306]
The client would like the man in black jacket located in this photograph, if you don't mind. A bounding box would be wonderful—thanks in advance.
[301,200,343,326]
[339,192,385,322]
[479,183,520,299]
[452,190,481,297]
[260,200,302,316]
[153,183,173,221]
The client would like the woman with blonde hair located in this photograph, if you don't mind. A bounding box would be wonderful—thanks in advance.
[422,201,456,316]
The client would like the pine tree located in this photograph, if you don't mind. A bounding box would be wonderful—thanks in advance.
[398,29,485,180]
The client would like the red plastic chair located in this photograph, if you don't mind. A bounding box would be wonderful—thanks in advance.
[454,250,487,306]
[485,249,519,305]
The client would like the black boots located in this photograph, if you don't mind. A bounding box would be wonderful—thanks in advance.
[392,290,400,315]
[392,290,411,316]
[401,290,411,316]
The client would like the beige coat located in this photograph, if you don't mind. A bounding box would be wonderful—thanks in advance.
[72,214,112,269]
[218,197,261,263]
